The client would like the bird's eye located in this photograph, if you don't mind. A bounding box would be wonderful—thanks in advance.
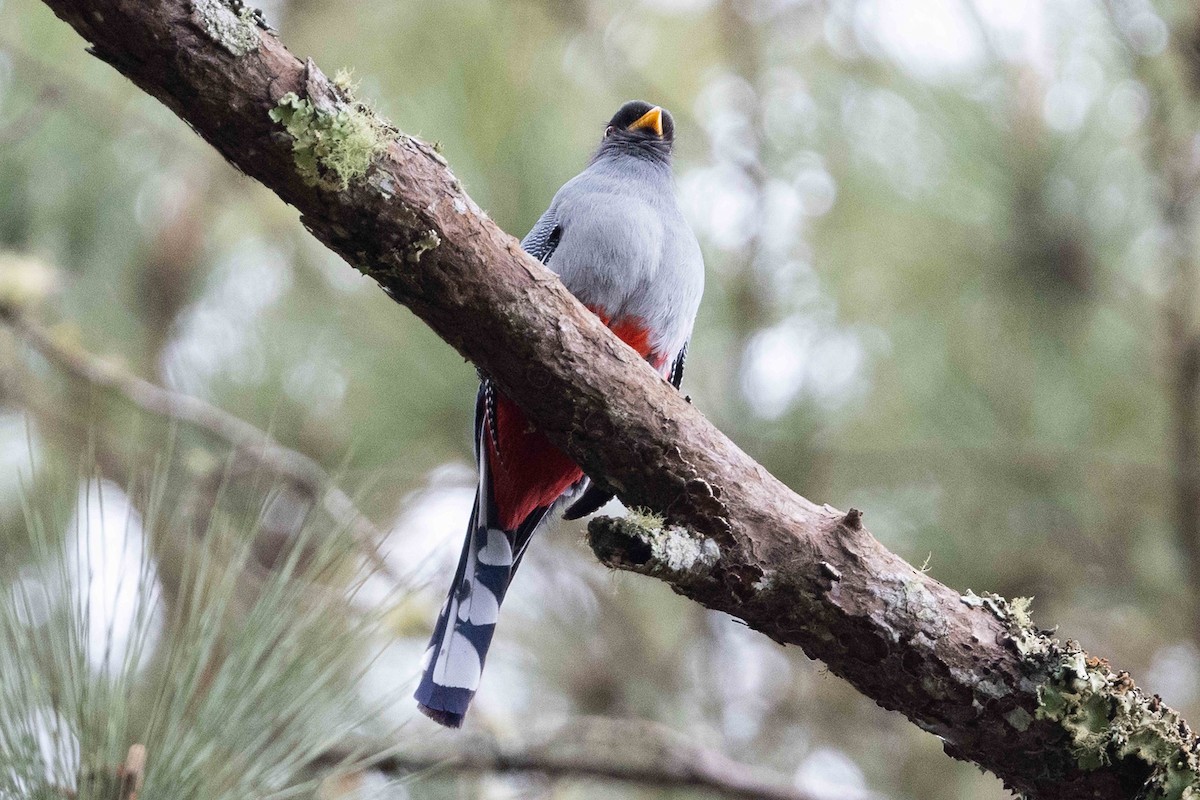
[604,126,615,138]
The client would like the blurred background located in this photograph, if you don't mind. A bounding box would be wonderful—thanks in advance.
[3,0,1200,797]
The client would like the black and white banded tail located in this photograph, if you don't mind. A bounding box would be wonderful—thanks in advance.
[414,387,550,727]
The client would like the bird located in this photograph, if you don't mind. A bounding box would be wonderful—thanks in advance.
[414,100,705,728]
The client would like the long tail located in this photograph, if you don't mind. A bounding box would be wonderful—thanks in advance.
[414,386,554,727]
[413,504,510,725]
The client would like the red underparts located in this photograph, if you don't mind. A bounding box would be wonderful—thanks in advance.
[486,309,665,530]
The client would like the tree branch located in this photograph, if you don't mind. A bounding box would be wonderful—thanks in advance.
[0,303,399,584]
[315,718,827,800]
[30,0,1200,795]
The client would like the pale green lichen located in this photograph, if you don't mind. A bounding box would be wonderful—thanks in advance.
[1035,645,1199,798]
[407,230,441,263]
[627,508,665,530]
[961,590,1046,656]
[1005,707,1033,732]
[332,67,358,95]
[588,512,719,579]
[193,0,261,56]
[901,577,946,637]
[651,528,719,573]
[967,591,1200,797]
[752,571,776,591]
[269,91,388,191]
[623,509,718,573]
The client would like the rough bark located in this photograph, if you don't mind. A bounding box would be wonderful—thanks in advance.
[31,0,1200,796]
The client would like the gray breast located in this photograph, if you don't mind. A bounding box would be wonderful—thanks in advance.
[545,160,704,359]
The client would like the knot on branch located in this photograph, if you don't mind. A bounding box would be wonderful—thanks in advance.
[843,507,863,530]
[587,512,719,582]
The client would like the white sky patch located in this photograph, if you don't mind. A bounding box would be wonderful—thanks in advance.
[21,707,79,790]
[760,179,803,254]
[133,170,191,234]
[762,68,819,146]
[795,747,870,797]
[1145,642,1200,711]
[160,238,292,397]
[561,35,608,93]
[354,464,478,610]
[1043,79,1092,132]
[973,0,1049,70]
[841,86,946,198]
[694,71,757,123]
[693,72,758,164]
[68,480,161,675]
[741,315,868,418]
[385,463,477,587]
[806,329,867,408]
[1109,0,1169,57]
[679,164,759,253]
[856,0,984,82]
[313,248,371,294]
[9,567,53,629]
[603,14,660,71]
[710,622,794,743]
[742,318,813,419]
[356,638,423,727]
[637,0,716,14]
[1105,80,1150,138]
[1042,50,1104,133]
[284,349,349,416]
[0,411,38,502]
[790,152,838,217]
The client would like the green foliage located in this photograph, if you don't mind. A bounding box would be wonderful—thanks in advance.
[0,470,395,799]
[269,91,388,191]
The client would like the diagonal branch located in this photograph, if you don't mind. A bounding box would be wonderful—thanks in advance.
[0,303,399,583]
[29,1,1200,796]
[315,718,828,800]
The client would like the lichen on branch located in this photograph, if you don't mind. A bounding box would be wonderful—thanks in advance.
[268,79,388,191]
[192,0,262,57]
[1035,645,1199,799]
[588,512,719,581]
[967,591,1200,799]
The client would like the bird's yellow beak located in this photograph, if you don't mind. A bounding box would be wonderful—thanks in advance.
[628,106,664,137]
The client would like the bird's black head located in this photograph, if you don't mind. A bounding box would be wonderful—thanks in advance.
[594,100,675,164]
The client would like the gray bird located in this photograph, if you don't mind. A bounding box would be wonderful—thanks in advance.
[415,100,705,727]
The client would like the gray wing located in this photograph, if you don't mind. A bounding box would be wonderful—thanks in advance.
[521,208,562,264]
[668,340,688,389]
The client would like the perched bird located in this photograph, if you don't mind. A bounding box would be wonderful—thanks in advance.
[414,101,705,727]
